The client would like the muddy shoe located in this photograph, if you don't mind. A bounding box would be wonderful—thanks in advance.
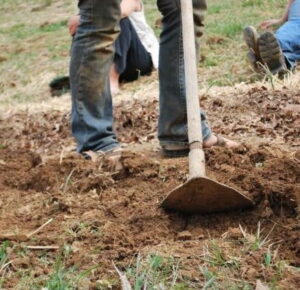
[243,26,260,58]
[258,31,287,74]
[162,144,189,158]
[247,50,261,72]
[49,76,70,97]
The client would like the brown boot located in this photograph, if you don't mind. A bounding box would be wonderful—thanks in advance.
[243,26,266,72]
[258,31,287,75]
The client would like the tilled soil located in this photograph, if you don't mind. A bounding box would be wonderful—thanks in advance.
[0,85,299,288]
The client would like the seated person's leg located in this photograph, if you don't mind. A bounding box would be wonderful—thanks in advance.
[110,17,152,95]
[116,18,153,83]
[110,18,133,95]
[276,21,300,70]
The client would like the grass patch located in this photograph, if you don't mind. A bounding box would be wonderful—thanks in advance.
[122,253,187,289]
[0,241,10,287]
[0,0,290,105]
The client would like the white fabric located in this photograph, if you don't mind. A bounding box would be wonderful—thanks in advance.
[129,6,159,69]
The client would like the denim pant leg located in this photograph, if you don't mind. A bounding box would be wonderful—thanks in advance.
[276,20,300,70]
[114,18,153,82]
[70,0,120,153]
[157,0,211,147]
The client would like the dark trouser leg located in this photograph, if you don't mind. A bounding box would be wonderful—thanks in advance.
[70,0,121,153]
[114,18,153,82]
[157,0,211,148]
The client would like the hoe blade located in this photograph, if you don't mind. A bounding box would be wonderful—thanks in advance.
[162,177,254,214]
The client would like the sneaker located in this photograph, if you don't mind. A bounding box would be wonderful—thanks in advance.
[258,31,287,74]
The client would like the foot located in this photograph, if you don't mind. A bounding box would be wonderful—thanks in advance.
[203,135,240,149]
[110,79,120,96]
[258,31,287,74]
[109,65,120,96]
[162,135,240,157]
[83,147,123,171]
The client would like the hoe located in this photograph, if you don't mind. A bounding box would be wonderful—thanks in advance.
[161,0,254,214]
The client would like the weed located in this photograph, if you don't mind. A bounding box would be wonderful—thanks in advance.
[0,241,10,288]
[0,241,9,268]
[203,240,240,268]
[124,253,183,289]
[239,222,274,251]
[42,248,96,289]
[264,247,272,267]
[200,266,218,289]
[62,168,76,194]
[44,259,73,290]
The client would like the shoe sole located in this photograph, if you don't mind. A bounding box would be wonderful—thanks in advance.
[258,32,285,73]
[243,26,259,56]
[162,148,189,158]
[247,51,260,72]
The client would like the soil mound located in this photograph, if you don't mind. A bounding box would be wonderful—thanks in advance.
[0,86,299,288]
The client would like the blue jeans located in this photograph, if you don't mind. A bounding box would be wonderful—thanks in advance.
[157,0,211,148]
[70,0,211,153]
[276,0,300,70]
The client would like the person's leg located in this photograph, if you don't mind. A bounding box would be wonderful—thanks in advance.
[157,0,212,155]
[70,0,121,153]
[115,18,153,83]
[275,20,300,70]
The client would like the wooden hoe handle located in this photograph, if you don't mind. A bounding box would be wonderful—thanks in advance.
[181,0,206,178]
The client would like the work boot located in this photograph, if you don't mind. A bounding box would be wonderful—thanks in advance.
[243,26,261,71]
[246,50,261,72]
[258,31,287,75]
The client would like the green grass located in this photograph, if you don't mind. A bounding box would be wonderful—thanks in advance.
[126,254,176,290]
[124,253,187,289]
[9,245,95,289]
[0,242,10,287]
[0,0,289,105]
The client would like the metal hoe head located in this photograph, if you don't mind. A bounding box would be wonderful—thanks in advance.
[161,176,254,214]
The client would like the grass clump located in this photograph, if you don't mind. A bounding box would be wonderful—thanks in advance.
[120,253,186,289]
